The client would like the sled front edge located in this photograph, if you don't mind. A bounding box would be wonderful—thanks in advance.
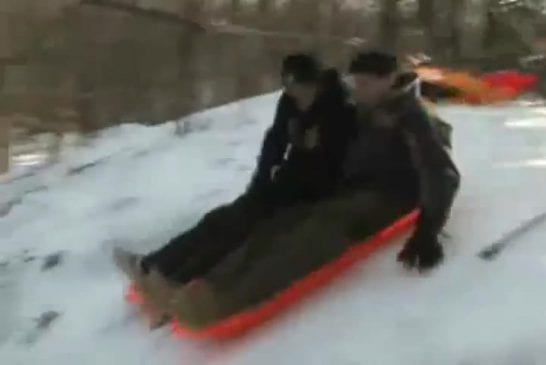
[127,209,419,340]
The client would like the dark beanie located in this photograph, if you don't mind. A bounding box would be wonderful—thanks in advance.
[349,51,398,76]
[281,53,322,84]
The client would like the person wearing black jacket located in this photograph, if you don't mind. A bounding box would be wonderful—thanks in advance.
[114,54,354,320]
[156,52,461,330]
[248,56,353,204]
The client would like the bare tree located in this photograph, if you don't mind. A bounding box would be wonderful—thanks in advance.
[418,0,440,54]
[447,0,464,61]
[379,0,399,50]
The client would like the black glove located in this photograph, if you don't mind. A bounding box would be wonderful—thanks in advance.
[397,231,444,271]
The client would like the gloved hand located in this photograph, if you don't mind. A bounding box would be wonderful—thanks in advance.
[397,231,444,271]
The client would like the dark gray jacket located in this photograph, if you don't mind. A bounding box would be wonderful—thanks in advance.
[343,72,460,241]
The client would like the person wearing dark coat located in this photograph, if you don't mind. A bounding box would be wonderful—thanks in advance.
[162,51,461,330]
[342,51,460,270]
[113,54,355,325]
[248,55,354,204]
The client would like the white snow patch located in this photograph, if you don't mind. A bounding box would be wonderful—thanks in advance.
[1,95,546,364]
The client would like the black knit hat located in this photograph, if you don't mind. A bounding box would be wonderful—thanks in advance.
[349,51,398,76]
[281,53,322,85]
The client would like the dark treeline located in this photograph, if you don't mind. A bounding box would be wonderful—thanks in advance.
[1,0,545,134]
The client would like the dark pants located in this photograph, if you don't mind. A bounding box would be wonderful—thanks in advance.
[197,190,415,323]
[142,188,276,283]
[142,156,331,284]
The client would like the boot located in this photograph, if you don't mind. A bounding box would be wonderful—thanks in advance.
[169,278,222,330]
[113,248,173,329]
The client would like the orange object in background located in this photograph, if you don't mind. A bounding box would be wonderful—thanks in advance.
[415,66,538,105]
[481,71,539,96]
[126,210,419,340]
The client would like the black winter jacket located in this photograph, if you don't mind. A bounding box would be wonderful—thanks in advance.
[248,69,354,203]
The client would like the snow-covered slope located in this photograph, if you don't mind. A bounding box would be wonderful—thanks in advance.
[1,94,546,365]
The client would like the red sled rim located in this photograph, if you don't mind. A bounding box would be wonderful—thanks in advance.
[127,209,419,340]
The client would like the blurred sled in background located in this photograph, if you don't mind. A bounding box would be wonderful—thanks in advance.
[408,54,539,104]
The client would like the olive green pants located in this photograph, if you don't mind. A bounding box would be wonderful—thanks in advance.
[200,190,414,322]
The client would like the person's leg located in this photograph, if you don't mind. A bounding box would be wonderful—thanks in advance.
[166,202,316,328]
[221,191,410,308]
[142,191,272,282]
[203,201,316,282]
[169,191,414,327]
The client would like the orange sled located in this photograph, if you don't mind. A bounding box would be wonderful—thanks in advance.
[416,66,538,104]
[126,209,419,340]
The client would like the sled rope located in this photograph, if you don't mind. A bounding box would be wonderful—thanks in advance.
[479,210,546,260]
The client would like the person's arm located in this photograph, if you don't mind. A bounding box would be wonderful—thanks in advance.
[397,99,460,270]
[316,70,357,192]
[248,94,292,192]
[320,104,356,191]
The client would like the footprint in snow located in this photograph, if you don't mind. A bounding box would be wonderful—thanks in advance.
[68,155,113,176]
[193,188,225,202]
[19,311,61,346]
[227,140,243,147]
[0,186,47,218]
[236,164,252,172]
[213,157,236,167]
[42,252,64,271]
[132,149,150,158]
[108,197,139,212]
[0,200,18,217]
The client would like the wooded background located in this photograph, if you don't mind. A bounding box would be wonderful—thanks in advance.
[0,0,545,139]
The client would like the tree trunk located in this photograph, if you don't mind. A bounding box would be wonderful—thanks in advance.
[379,0,399,50]
[418,0,434,47]
[0,116,10,174]
[448,0,464,61]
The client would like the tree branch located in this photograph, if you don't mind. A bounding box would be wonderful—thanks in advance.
[79,0,207,32]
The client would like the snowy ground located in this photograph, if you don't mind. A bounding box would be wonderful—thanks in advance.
[1,93,546,364]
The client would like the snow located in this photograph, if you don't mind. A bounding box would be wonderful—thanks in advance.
[2,93,546,364]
